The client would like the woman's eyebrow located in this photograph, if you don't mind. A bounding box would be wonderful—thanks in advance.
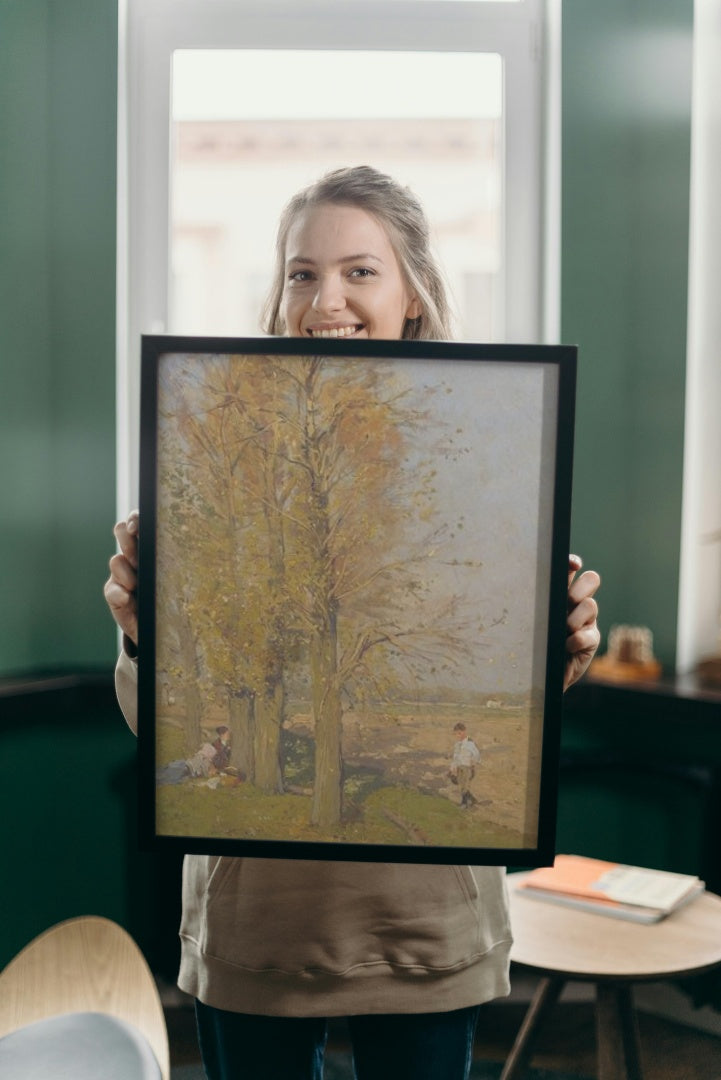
[286,253,384,266]
[338,253,384,265]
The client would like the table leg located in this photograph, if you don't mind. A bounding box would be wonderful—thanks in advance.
[596,982,643,1080]
[499,976,565,1080]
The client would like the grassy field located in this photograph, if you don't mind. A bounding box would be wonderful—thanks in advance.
[154,700,542,850]
[156,780,524,848]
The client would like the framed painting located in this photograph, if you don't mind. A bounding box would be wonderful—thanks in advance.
[137,336,576,865]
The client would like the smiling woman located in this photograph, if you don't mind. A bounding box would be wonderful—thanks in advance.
[107,152,599,1080]
[282,205,420,340]
[263,167,452,342]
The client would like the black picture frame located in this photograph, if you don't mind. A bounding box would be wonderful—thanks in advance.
[138,335,576,865]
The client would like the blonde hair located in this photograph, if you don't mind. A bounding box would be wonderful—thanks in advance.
[262,165,453,341]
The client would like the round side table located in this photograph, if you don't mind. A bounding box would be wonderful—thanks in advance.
[502,872,721,1080]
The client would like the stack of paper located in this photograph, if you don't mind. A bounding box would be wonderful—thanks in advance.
[517,854,705,923]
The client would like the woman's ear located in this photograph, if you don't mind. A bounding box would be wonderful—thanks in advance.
[406,296,423,320]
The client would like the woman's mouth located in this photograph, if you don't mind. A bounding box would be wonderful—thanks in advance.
[307,324,364,339]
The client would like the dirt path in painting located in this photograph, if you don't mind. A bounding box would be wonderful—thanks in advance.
[286,707,540,839]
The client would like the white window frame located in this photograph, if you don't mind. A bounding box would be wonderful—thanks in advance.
[676,0,721,675]
[117,0,559,512]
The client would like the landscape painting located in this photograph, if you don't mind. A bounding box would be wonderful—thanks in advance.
[138,336,576,864]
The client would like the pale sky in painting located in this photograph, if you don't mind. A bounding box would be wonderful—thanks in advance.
[388,357,557,696]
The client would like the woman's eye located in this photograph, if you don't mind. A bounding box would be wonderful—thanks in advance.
[349,267,375,279]
[288,269,313,283]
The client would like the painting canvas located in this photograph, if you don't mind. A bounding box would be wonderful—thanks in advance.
[138,336,576,865]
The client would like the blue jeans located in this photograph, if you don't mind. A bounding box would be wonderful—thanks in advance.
[195,1000,481,1080]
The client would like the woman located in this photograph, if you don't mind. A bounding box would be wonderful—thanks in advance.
[106,166,600,1080]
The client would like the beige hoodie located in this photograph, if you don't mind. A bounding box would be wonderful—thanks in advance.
[116,650,512,1016]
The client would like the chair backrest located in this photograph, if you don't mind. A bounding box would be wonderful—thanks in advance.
[0,915,170,1080]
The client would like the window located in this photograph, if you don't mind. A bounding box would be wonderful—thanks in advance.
[118,0,557,510]
[169,49,503,340]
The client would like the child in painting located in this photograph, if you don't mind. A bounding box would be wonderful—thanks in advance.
[211,725,232,771]
[105,166,601,1080]
[450,722,482,809]
[156,725,232,786]
[156,741,217,786]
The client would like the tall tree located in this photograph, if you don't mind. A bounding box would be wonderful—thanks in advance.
[161,355,300,792]
[158,352,479,825]
[280,357,465,828]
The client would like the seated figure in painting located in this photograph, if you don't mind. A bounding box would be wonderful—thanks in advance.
[156,739,218,786]
[156,726,232,786]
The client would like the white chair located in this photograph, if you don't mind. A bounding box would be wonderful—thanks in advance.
[0,915,170,1079]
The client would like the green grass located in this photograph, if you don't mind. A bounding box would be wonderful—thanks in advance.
[363,786,521,848]
[156,779,524,849]
[155,713,527,849]
[156,721,192,764]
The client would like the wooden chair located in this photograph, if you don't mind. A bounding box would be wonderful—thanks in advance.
[0,915,169,1079]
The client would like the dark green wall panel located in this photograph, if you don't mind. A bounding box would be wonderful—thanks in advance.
[0,683,184,976]
[0,0,118,675]
[0,2,54,670]
[562,0,693,669]
[0,695,135,966]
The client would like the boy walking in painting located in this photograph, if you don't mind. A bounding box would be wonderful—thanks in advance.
[450,722,481,808]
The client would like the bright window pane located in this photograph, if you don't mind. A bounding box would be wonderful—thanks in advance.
[170,50,503,341]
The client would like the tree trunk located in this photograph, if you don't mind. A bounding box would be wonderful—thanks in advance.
[176,601,203,750]
[303,362,345,827]
[227,690,254,782]
[310,635,344,827]
[254,678,285,793]
[254,437,289,795]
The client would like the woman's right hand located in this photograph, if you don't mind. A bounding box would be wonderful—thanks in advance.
[104,510,139,646]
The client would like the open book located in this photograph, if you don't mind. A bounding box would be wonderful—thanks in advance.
[516,854,705,923]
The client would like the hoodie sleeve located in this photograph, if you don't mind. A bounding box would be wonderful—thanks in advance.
[115,643,139,736]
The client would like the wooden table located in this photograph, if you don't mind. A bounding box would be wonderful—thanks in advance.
[502,873,721,1080]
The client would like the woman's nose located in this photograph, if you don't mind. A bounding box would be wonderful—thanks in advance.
[312,274,345,314]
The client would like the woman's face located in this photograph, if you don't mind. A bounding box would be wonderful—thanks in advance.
[280,203,421,340]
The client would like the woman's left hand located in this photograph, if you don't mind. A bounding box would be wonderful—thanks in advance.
[564,555,601,691]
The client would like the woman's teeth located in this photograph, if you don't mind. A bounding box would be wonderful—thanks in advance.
[310,325,360,338]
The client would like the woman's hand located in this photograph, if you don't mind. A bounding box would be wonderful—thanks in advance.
[564,554,601,691]
[103,510,140,647]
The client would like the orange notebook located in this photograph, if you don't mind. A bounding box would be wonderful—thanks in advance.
[517,854,704,923]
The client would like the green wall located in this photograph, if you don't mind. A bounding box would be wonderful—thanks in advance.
[0,0,118,676]
[0,682,183,974]
[562,0,693,669]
